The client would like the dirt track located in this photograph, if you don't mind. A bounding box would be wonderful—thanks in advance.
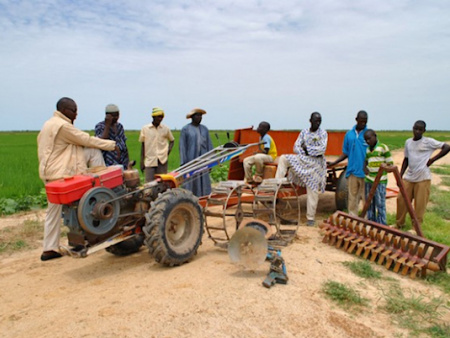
[1,149,449,337]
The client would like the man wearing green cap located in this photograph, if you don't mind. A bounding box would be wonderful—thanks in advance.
[139,107,175,182]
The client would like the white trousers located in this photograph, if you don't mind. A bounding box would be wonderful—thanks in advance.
[83,147,106,167]
[306,186,319,221]
[243,153,273,180]
[275,155,319,221]
[43,148,105,252]
[43,202,63,251]
[275,155,289,178]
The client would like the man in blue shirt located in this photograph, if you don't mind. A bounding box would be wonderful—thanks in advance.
[327,110,368,216]
[95,104,129,168]
[243,121,277,184]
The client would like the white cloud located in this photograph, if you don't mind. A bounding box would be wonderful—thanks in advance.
[0,0,449,131]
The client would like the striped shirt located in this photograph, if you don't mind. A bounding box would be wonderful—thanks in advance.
[95,121,129,167]
[365,142,393,183]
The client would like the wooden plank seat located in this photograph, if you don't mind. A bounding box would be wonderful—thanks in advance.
[263,157,280,180]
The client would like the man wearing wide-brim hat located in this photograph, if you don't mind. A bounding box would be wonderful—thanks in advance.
[139,107,175,182]
[179,108,213,197]
[185,108,206,119]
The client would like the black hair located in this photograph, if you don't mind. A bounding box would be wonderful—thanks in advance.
[356,110,368,119]
[56,97,75,111]
[311,112,321,119]
[364,128,376,137]
[260,121,270,131]
[415,120,426,129]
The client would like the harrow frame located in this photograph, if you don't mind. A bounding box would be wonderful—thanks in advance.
[320,165,449,278]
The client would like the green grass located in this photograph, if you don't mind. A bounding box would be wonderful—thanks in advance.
[381,287,447,336]
[421,213,450,245]
[425,272,450,295]
[429,185,450,221]
[376,131,450,151]
[440,176,450,186]
[387,183,450,247]
[0,132,42,197]
[431,166,450,176]
[429,170,450,223]
[425,324,450,338]
[322,280,368,309]
[342,260,382,279]
[0,130,233,200]
[387,211,450,247]
[0,191,48,216]
[1,130,448,200]
[0,219,43,254]
[389,212,449,241]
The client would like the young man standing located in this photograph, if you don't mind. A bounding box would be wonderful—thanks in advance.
[364,129,393,225]
[243,121,277,184]
[396,120,450,226]
[139,107,174,182]
[327,110,368,216]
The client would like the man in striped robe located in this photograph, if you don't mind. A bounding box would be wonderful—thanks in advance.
[276,112,328,226]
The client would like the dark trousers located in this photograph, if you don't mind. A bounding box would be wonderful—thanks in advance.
[144,160,168,183]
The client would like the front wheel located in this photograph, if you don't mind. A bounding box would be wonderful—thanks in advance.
[335,169,348,211]
[143,189,204,266]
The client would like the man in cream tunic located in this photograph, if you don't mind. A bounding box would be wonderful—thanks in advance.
[139,107,175,182]
[38,97,116,261]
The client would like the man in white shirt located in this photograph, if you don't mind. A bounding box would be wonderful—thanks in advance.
[396,120,450,226]
[139,107,175,182]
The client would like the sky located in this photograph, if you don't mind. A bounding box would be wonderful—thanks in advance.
[1,0,449,132]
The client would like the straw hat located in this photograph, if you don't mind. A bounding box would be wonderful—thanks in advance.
[186,108,206,119]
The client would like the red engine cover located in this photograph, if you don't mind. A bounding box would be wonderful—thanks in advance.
[45,166,124,204]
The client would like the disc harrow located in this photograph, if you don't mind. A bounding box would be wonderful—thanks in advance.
[252,178,301,245]
[320,211,449,278]
[204,180,254,247]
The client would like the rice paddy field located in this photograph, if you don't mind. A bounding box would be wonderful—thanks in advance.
[0,130,231,199]
[0,130,449,200]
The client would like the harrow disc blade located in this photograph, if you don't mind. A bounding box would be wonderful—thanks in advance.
[228,227,268,270]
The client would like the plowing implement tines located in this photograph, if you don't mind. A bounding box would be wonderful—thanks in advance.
[320,211,449,278]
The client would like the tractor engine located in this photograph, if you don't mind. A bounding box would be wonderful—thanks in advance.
[45,166,164,248]
[42,141,259,264]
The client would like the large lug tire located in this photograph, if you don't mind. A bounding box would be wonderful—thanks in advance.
[143,188,204,266]
[335,169,348,211]
[105,234,145,256]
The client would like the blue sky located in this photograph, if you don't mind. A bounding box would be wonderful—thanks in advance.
[1,0,449,131]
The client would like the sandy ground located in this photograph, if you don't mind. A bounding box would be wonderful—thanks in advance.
[1,149,449,337]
